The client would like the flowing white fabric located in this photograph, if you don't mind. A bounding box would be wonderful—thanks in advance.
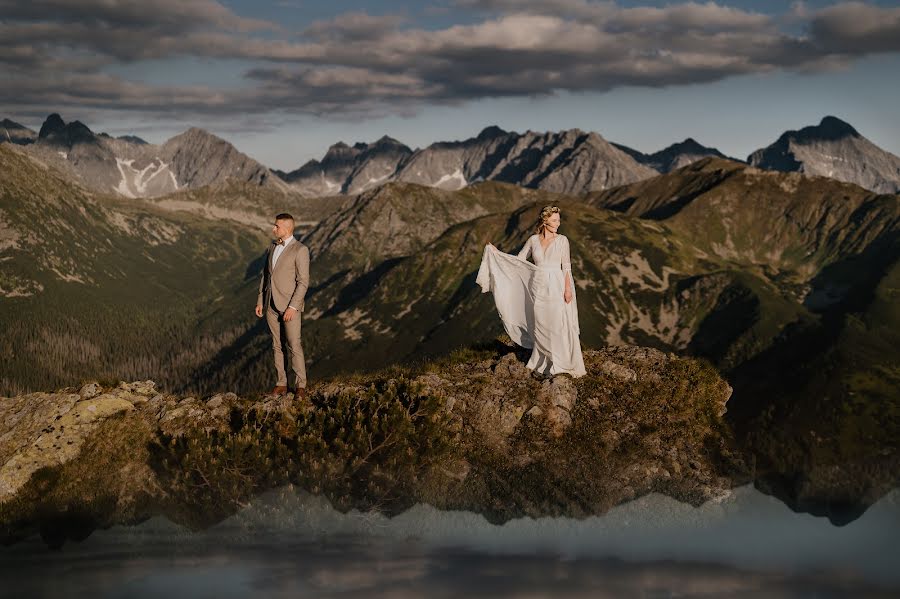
[476,234,586,377]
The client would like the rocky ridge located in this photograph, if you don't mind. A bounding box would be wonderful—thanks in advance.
[1,114,290,198]
[615,138,733,173]
[282,126,658,197]
[0,345,745,546]
[1,118,37,145]
[276,136,413,196]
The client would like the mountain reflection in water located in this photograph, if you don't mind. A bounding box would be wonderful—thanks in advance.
[2,484,898,598]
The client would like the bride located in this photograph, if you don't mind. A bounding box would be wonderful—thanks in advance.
[476,205,587,378]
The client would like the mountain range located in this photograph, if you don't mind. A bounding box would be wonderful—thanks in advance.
[279,126,662,196]
[4,114,898,199]
[275,116,900,196]
[1,114,289,199]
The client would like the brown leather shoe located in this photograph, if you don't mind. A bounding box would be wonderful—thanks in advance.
[271,385,288,395]
[294,387,307,402]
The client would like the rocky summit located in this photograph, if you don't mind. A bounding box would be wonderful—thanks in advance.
[748,115,900,194]
[0,344,746,547]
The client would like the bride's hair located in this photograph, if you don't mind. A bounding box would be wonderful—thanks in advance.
[535,205,560,235]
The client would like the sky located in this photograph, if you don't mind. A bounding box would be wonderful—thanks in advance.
[2,0,900,171]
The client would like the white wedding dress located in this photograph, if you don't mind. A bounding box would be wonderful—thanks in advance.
[476,234,587,378]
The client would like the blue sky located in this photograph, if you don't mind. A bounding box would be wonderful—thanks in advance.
[2,0,899,170]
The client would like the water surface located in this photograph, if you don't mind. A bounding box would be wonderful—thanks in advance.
[2,484,898,598]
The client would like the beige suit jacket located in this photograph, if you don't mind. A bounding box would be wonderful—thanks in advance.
[257,237,310,313]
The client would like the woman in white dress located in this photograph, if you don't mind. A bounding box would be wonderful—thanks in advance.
[476,205,587,378]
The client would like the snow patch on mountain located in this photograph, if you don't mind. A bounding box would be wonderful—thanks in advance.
[114,157,180,198]
[433,169,467,190]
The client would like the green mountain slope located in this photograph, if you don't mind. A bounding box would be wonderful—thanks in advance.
[0,144,267,394]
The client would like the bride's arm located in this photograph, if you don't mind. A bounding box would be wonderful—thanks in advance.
[517,236,532,260]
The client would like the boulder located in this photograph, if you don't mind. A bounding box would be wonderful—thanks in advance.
[0,393,134,501]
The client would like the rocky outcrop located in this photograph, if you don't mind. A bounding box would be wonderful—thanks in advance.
[748,115,900,194]
[0,345,744,546]
[0,384,135,501]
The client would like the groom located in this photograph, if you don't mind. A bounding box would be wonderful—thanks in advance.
[255,213,310,401]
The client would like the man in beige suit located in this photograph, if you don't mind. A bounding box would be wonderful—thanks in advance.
[255,213,310,401]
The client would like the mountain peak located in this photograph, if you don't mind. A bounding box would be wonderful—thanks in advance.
[38,113,66,139]
[674,137,704,151]
[67,120,95,143]
[815,116,859,139]
[322,141,358,161]
[748,116,900,193]
[653,138,726,160]
[373,134,406,147]
[37,114,96,146]
[0,118,37,145]
[772,116,860,146]
[182,127,218,139]
[476,125,507,140]
[117,135,148,145]
[2,118,27,129]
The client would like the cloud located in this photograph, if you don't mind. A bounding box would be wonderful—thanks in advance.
[809,1,900,54]
[302,12,408,42]
[1,1,900,125]
[0,0,272,33]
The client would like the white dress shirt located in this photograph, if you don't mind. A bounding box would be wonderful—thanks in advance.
[272,234,294,267]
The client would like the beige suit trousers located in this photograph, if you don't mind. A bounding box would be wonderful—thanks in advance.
[266,304,306,389]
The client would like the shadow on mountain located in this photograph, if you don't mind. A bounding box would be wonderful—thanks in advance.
[724,237,900,525]
[323,257,406,318]
[686,276,762,361]
[176,317,270,395]
[306,268,350,300]
[244,251,267,282]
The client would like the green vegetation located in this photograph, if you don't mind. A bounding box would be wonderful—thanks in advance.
[288,378,458,513]
[0,372,461,545]
[0,145,267,395]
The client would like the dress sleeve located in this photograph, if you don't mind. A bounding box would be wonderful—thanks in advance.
[562,236,572,273]
[517,236,532,260]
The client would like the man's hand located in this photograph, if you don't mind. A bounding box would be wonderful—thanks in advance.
[255,304,263,318]
[283,307,298,322]
[564,289,572,304]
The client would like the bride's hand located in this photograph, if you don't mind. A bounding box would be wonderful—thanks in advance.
[564,289,572,304]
